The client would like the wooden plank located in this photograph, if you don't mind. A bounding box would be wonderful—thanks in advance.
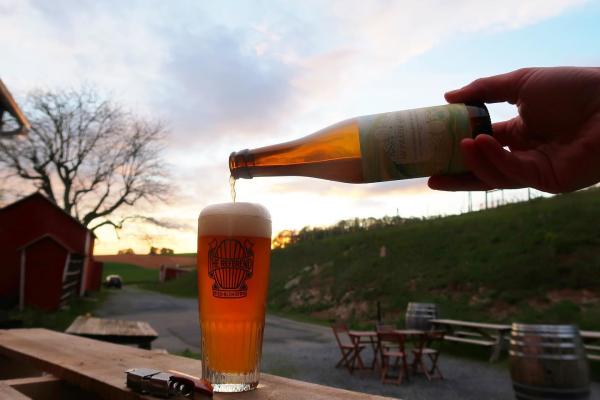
[3,374,101,400]
[455,330,489,338]
[581,330,600,340]
[66,316,158,337]
[62,281,78,290]
[2,375,63,400]
[0,382,30,400]
[2,375,62,386]
[0,355,43,380]
[444,335,495,347]
[430,319,510,331]
[0,329,395,400]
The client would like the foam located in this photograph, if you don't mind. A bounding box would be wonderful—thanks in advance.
[198,202,271,238]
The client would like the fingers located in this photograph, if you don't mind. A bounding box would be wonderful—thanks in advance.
[461,136,525,189]
[445,68,533,104]
[429,134,542,191]
[474,134,547,189]
[427,173,492,191]
[491,117,537,150]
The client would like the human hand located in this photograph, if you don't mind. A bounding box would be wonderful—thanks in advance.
[428,67,600,193]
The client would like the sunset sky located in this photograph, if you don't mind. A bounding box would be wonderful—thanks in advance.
[1,0,599,254]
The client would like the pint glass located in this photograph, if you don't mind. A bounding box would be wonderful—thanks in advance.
[197,202,271,392]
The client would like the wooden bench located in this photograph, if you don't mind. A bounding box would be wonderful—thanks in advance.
[581,330,600,362]
[65,315,158,349]
[430,319,511,362]
[0,328,396,400]
[444,335,496,347]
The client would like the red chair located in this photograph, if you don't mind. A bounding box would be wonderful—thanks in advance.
[411,330,445,380]
[331,324,365,373]
[377,331,408,384]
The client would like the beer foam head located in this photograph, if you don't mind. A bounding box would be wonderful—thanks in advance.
[198,202,271,238]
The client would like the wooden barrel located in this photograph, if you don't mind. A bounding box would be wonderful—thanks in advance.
[405,302,438,330]
[509,324,590,400]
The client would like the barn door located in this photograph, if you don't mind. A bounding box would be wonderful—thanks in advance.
[60,254,83,308]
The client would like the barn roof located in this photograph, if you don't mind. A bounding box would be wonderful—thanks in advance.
[17,233,77,253]
[0,192,94,236]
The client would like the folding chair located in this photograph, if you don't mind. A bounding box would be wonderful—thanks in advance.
[377,331,408,385]
[411,330,444,380]
[331,324,365,373]
[375,323,398,359]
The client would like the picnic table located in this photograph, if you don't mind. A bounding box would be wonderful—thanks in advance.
[430,319,511,362]
[0,328,396,400]
[348,330,379,369]
[65,315,158,349]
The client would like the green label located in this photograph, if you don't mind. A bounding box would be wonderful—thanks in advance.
[358,104,471,182]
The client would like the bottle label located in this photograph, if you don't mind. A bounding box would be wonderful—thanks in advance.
[358,104,471,182]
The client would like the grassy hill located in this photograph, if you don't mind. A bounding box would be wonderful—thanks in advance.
[268,188,600,329]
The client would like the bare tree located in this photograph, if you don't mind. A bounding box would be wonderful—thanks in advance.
[0,86,170,232]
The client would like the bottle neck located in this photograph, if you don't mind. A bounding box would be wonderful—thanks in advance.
[229,149,254,179]
[465,102,493,136]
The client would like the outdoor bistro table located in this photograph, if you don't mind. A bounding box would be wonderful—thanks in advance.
[348,330,379,369]
[430,319,511,362]
[0,329,396,400]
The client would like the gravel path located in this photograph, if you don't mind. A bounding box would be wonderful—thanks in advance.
[97,286,600,400]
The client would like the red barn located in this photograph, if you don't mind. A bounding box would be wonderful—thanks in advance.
[0,193,98,311]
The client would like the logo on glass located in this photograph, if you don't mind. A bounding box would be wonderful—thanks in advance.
[208,238,254,298]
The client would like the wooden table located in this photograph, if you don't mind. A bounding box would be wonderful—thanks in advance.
[0,329,396,400]
[66,316,158,349]
[429,319,511,362]
[348,330,379,370]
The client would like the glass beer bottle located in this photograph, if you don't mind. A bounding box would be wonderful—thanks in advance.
[229,102,492,183]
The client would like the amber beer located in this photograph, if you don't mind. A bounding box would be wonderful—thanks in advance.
[197,202,271,392]
[229,103,492,183]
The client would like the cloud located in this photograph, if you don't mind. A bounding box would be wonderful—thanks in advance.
[265,176,428,198]
[1,0,589,253]
[159,25,298,143]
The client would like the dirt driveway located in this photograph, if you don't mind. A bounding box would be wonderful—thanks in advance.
[96,287,600,400]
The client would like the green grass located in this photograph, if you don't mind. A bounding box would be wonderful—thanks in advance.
[102,262,159,284]
[268,188,600,330]
[9,290,109,331]
[177,348,201,359]
[139,271,198,298]
[101,261,197,297]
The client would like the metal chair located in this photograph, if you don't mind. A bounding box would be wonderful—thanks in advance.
[331,324,365,373]
[411,330,445,380]
[377,331,408,385]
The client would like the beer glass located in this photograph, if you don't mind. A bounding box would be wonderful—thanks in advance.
[197,202,271,392]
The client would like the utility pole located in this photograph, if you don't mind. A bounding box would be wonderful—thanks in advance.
[468,192,472,212]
